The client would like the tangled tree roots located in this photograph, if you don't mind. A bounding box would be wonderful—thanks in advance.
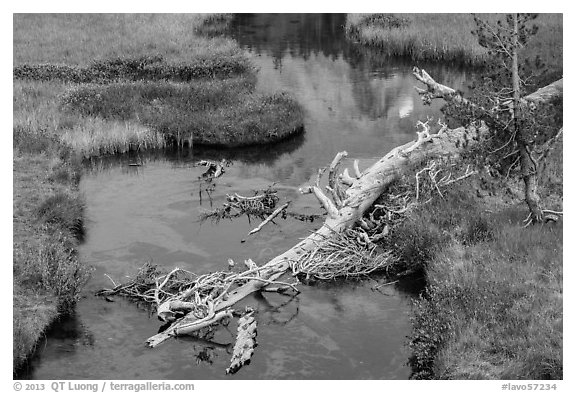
[97,262,299,324]
[292,229,397,280]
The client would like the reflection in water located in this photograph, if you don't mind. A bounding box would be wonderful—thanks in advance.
[21,14,474,380]
[223,13,472,186]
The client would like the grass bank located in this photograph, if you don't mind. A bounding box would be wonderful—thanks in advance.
[345,13,562,78]
[380,139,563,379]
[13,142,91,370]
[13,14,304,154]
[12,13,303,371]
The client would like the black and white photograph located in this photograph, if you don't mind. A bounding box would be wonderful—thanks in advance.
[9,3,566,388]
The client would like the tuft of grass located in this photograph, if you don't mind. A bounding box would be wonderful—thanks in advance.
[15,232,91,311]
[183,92,305,146]
[59,77,256,119]
[385,218,447,276]
[192,13,235,37]
[35,191,85,238]
[460,214,495,245]
[59,118,166,158]
[14,53,253,83]
[346,13,487,66]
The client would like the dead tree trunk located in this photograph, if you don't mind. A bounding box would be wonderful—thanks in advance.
[146,121,488,347]
[146,74,562,347]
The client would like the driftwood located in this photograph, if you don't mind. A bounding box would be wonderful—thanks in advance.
[245,202,290,237]
[226,308,258,374]
[197,159,229,179]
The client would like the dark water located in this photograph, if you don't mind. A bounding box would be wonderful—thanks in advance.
[20,14,470,380]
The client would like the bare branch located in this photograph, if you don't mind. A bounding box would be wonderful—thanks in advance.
[339,168,355,186]
[299,186,339,219]
[353,159,362,179]
[327,151,348,206]
[246,202,290,237]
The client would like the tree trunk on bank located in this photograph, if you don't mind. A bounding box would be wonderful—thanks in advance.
[511,13,544,222]
[414,65,563,224]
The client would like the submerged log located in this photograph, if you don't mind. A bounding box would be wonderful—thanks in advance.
[226,308,258,374]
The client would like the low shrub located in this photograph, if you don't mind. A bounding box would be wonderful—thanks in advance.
[408,288,453,379]
[14,54,254,84]
[385,219,447,275]
[461,214,495,245]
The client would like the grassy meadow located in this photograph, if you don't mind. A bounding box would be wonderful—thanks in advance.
[14,14,304,152]
[395,172,563,379]
[12,13,303,372]
[346,13,563,83]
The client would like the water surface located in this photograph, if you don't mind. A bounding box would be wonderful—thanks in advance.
[20,14,470,380]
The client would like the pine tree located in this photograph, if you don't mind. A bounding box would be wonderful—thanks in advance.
[444,13,562,225]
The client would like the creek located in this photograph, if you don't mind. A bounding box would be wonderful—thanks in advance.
[20,14,472,379]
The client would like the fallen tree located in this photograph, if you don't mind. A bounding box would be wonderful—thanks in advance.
[99,72,562,373]
[141,118,491,348]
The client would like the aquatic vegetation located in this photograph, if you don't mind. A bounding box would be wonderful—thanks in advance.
[59,118,166,158]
